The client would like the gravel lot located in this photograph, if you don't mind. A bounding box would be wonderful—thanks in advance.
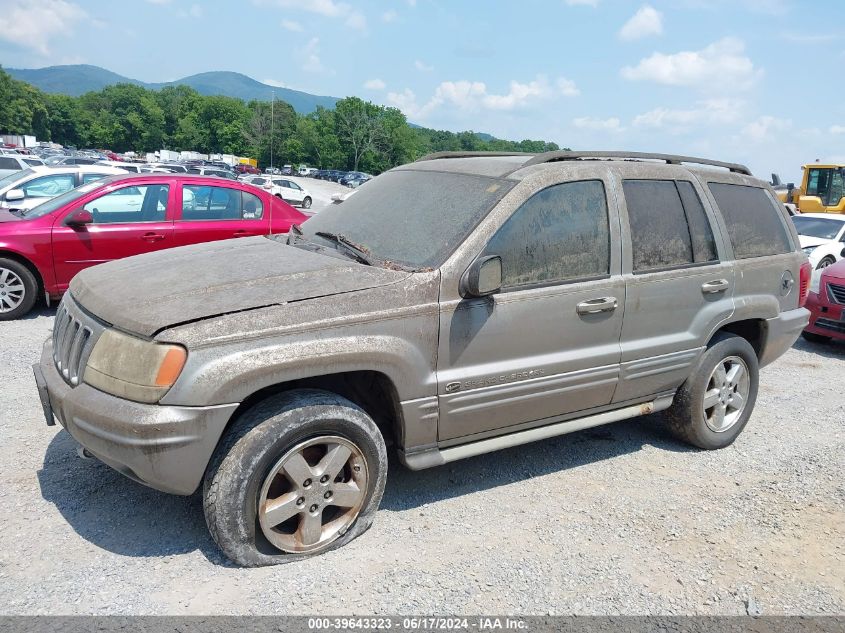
[0,309,843,616]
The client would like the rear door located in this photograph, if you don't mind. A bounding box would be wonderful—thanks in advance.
[613,173,735,403]
[174,181,270,246]
[51,181,175,290]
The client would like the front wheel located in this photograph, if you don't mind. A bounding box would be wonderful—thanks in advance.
[0,258,38,321]
[817,256,836,270]
[301,196,312,209]
[666,333,759,450]
[203,389,387,567]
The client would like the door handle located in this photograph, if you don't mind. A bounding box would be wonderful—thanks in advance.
[701,279,730,294]
[233,230,250,237]
[576,297,618,315]
[141,232,165,243]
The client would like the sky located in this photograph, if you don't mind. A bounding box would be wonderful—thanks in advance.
[1,0,844,182]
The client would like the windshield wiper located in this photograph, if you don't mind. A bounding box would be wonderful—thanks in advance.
[314,231,374,266]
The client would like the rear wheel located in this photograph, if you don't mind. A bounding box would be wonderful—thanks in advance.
[801,331,831,344]
[0,258,38,321]
[203,389,387,567]
[666,334,759,449]
[302,197,312,209]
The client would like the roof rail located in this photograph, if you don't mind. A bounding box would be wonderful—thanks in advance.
[415,151,530,162]
[522,151,752,175]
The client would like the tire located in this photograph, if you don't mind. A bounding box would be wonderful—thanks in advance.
[203,389,387,567]
[666,333,759,450]
[301,197,312,209]
[0,257,38,321]
[817,256,836,270]
[801,331,831,344]
[274,194,283,199]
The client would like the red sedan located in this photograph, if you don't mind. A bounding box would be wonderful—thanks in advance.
[803,255,845,344]
[0,174,307,319]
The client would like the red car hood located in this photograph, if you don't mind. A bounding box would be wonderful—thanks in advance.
[822,259,845,284]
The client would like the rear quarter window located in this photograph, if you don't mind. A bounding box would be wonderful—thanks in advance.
[708,183,792,258]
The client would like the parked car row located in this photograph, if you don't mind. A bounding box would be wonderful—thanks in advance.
[0,172,307,319]
[240,175,313,208]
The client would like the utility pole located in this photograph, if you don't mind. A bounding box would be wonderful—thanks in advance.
[270,90,275,171]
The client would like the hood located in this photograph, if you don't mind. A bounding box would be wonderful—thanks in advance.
[70,236,411,337]
[798,235,833,249]
[0,208,23,223]
[822,258,845,283]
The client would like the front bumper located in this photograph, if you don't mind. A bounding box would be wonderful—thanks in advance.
[37,339,239,495]
[758,307,810,367]
[805,289,845,341]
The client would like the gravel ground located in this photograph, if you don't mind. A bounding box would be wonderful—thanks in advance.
[0,309,843,616]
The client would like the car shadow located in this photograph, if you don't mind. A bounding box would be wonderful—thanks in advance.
[381,411,692,512]
[37,411,688,564]
[791,334,845,359]
[21,305,57,321]
[37,431,234,566]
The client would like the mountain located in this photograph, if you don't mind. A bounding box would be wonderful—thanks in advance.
[5,65,339,114]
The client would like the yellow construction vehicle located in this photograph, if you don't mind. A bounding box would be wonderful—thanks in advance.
[775,163,845,214]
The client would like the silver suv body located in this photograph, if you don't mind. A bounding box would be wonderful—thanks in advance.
[34,151,810,566]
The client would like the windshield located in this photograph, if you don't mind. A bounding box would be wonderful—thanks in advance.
[22,180,104,219]
[791,216,845,240]
[0,169,34,191]
[299,169,515,269]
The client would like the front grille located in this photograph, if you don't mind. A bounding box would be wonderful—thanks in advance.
[828,282,845,305]
[815,318,845,335]
[52,297,103,386]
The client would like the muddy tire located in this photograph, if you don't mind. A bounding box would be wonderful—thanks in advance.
[203,389,387,567]
[0,258,38,321]
[666,333,759,450]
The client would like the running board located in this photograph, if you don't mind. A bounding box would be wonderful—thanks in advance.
[400,396,673,470]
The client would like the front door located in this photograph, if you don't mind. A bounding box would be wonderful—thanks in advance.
[437,179,625,442]
[51,182,175,290]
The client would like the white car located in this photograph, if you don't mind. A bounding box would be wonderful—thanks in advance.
[0,165,128,211]
[0,154,45,178]
[792,213,845,269]
[244,175,312,208]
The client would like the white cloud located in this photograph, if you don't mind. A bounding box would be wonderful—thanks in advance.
[741,116,791,142]
[364,78,386,90]
[619,5,663,41]
[573,117,624,132]
[263,79,288,88]
[390,75,577,119]
[0,0,86,56]
[621,37,760,90]
[258,0,365,30]
[829,125,845,134]
[382,9,398,22]
[633,98,744,131]
[415,60,434,72]
[345,12,366,30]
[281,19,303,31]
[301,37,325,73]
[557,77,580,97]
[565,0,599,6]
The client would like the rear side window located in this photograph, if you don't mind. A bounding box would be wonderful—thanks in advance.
[708,183,792,258]
[0,157,20,170]
[484,180,610,289]
[181,185,264,220]
[623,180,717,272]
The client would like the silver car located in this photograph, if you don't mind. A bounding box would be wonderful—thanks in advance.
[0,165,128,211]
[35,151,809,566]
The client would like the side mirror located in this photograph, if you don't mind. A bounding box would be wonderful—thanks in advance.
[65,209,94,227]
[5,189,24,202]
[461,255,502,298]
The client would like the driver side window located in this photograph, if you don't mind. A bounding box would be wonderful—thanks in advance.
[483,180,611,290]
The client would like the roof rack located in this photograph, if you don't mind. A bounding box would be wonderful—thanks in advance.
[414,150,752,176]
[415,151,530,162]
[522,151,752,175]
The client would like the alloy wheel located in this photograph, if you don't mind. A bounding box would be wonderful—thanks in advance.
[0,268,26,314]
[702,355,750,433]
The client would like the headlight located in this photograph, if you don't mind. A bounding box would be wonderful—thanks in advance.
[802,246,817,255]
[83,329,187,403]
[809,269,823,294]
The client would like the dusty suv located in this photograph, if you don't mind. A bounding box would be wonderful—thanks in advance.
[34,151,811,566]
